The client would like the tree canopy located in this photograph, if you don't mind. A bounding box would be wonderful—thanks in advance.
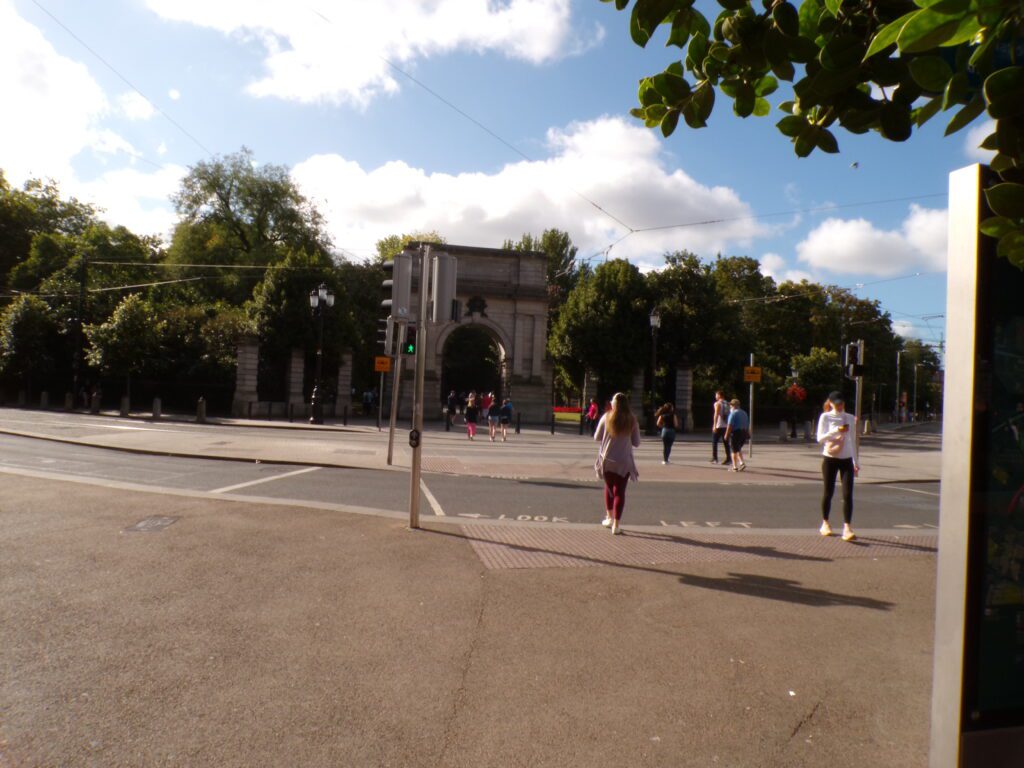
[606,0,1024,265]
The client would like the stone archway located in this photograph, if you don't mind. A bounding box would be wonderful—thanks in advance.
[439,324,507,405]
[398,243,552,423]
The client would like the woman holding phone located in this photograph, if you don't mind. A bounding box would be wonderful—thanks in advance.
[816,391,859,541]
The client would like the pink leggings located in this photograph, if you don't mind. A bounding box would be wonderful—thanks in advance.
[467,422,477,437]
[604,472,629,520]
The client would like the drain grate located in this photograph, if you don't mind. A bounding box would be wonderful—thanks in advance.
[124,515,179,533]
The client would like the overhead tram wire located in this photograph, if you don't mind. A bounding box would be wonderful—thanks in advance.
[29,0,214,159]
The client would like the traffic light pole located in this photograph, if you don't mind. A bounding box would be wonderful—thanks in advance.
[408,245,433,530]
[386,320,405,466]
[748,353,755,457]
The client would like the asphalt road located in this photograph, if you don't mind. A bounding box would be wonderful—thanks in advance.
[0,433,939,530]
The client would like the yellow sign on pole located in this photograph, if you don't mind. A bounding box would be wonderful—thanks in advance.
[743,366,762,383]
[374,356,392,373]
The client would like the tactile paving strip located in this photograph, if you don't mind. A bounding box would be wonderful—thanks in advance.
[460,526,937,570]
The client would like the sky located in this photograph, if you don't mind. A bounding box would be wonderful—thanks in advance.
[1,0,978,353]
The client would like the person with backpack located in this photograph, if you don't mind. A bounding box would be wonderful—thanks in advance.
[724,398,749,472]
[594,393,642,535]
[499,398,514,441]
[464,394,479,440]
[655,402,680,464]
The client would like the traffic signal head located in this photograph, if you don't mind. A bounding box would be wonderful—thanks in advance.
[381,252,412,318]
[402,325,417,356]
[378,316,394,355]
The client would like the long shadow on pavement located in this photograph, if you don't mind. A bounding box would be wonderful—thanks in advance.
[421,528,893,611]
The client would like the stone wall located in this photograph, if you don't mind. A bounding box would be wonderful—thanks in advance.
[231,336,259,416]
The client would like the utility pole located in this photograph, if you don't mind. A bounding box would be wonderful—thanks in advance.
[408,245,432,530]
[386,321,405,466]
[748,353,755,457]
[895,350,902,423]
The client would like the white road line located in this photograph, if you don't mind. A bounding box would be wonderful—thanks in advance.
[209,466,320,494]
[420,479,446,516]
[886,485,940,497]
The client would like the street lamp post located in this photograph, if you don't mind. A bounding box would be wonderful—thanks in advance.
[913,362,922,423]
[896,350,902,422]
[308,283,335,425]
[649,308,661,435]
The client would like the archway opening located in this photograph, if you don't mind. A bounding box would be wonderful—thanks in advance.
[441,325,505,405]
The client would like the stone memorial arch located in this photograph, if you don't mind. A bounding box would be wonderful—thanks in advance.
[402,243,552,423]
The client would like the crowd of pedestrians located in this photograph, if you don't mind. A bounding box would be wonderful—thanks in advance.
[585,390,858,541]
[446,389,514,442]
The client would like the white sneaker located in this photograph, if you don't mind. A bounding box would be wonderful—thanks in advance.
[601,515,612,528]
[661,460,667,465]
[820,520,833,537]
[611,522,622,535]
[842,525,856,542]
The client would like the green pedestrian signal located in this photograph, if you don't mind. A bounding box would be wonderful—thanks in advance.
[402,326,417,356]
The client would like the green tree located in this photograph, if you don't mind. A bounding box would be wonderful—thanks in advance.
[606,0,1024,265]
[790,346,842,408]
[374,231,446,264]
[0,295,60,395]
[548,258,649,398]
[84,293,162,401]
[167,149,332,303]
[0,172,96,288]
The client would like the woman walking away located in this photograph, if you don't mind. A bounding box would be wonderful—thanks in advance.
[487,392,500,441]
[655,402,679,464]
[724,398,749,472]
[817,391,859,541]
[499,398,513,441]
[594,393,641,535]
[464,394,479,441]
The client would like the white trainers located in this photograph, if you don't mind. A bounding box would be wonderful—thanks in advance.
[602,515,613,528]
[820,520,833,537]
[611,522,622,535]
[842,524,856,542]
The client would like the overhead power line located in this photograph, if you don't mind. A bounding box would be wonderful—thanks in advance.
[29,0,213,159]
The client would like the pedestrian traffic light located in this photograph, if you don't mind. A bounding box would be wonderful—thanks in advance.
[402,325,417,357]
[381,252,412,318]
[845,342,864,379]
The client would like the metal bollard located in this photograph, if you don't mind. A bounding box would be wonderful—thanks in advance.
[445,407,451,432]
[247,401,253,419]
[90,391,100,414]
[288,403,294,423]
[579,412,584,436]
[40,391,49,410]
[803,420,813,441]
[64,392,74,411]
[343,405,348,426]
[17,390,25,407]
[152,397,161,420]
[516,412,521,435]
[196,397,207,424]
[550,412,555,435]
[119,395,129,417]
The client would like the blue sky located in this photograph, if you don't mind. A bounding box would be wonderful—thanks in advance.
[2,0,977,351]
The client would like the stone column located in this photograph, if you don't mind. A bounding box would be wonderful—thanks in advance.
[231,335,259,416]
[336,352,353,414]
[675,364,695,431]
[631,371,645,413]
[287,348,305,408]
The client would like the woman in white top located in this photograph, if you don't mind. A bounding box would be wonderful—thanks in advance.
[594,393,641,535]
[816,391,859,541]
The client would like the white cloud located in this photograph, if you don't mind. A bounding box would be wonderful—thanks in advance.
[117,91,156,120]
[157,141,168,156]
[290,116,764,265]
[964,119,995,162]
[892,319,918,338]
[68,164,186,239]
[795,204,948,276]
[145,0,602,106]
[168,88,181,100]
[0,0,110,181]
[760,252,814,284]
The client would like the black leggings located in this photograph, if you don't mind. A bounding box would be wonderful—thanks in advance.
[821,457,855,524]
[661,429,675,461]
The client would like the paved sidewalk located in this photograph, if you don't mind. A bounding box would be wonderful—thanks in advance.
[0,472,936,767]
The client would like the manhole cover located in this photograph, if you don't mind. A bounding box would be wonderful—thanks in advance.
[124,516,179,533]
